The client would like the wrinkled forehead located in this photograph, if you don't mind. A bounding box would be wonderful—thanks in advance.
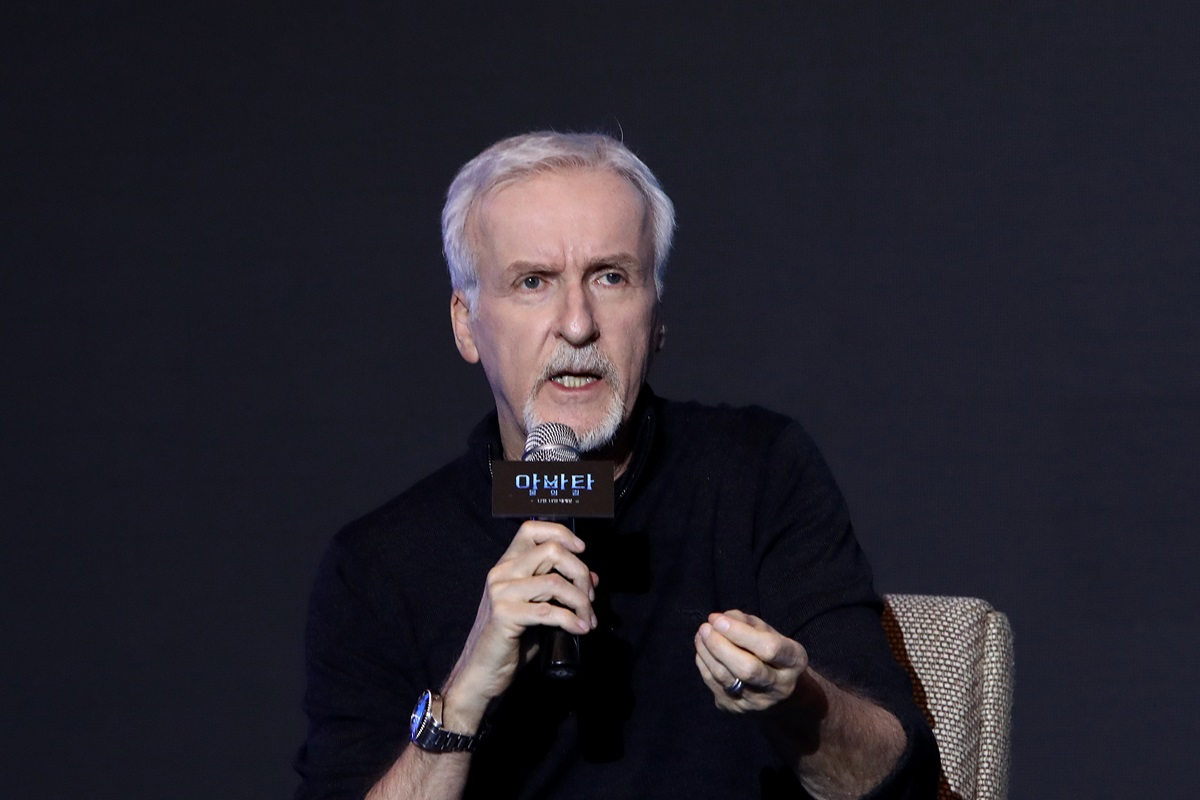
[468,166,652,256]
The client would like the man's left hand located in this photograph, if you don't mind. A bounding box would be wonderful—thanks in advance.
[694,610,808,713]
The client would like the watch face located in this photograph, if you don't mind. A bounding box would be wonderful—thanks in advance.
[411,690,431,735]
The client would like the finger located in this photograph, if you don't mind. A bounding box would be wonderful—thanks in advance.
[698,622,775,688]
[516,571,595,620]
[494,591,595,634]
[508,520,585,556]
[719,609,765,629]
[694,626,740,687]
[709,612,806,670]
[507,541,594,597]
[493,572,595,626]
[694,652,727,697]
[695,637,761,712]
[490,530,591,587]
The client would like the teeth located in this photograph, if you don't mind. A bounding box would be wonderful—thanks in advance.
[551,374,597,389]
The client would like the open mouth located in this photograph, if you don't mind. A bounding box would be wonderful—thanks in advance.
[550,373,601,389]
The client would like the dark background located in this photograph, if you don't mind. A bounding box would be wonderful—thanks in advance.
[4,2,1198,797]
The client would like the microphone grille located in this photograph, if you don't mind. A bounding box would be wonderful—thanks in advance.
[523,422,581,462]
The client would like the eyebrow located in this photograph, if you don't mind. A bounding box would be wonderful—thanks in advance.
[503,253,644,275]
[589,253,643,273]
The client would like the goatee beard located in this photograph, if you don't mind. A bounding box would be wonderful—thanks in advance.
[523,342,625,453]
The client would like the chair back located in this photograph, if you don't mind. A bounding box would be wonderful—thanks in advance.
[881,594,1014,800]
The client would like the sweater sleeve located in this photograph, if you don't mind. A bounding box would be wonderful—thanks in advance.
[753,422,941,799]
[293,531,422,800]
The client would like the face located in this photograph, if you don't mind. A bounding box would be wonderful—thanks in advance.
[450,168,661,462]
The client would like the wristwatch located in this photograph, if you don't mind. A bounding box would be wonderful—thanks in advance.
[409,690,486,753]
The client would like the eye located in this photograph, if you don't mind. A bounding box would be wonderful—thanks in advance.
[598,271,625,286]
[521,275,543,290]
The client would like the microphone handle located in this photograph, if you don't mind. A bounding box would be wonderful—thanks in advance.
[540,627,580,679]
[539,516,580,680]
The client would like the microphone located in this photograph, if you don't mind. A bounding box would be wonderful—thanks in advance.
[523,422,583,679]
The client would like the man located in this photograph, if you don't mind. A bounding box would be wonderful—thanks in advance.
[295,132,939,799]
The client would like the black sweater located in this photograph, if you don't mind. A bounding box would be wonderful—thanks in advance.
[295,391,939,799]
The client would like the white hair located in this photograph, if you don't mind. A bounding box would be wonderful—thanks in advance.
[441,132,676,307]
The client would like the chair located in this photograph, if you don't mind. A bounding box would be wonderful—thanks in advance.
[881,594,1014,800]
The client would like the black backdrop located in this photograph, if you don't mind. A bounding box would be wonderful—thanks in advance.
[4,2,1198,798]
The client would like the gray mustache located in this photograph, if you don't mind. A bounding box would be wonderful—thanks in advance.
[538,344,620,385]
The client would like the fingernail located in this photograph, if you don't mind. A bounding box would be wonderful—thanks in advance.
[590,613,598,628]
[713,616,730,632]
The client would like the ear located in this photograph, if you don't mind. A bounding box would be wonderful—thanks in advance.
[655,322,667,352]
[450,291,480,363]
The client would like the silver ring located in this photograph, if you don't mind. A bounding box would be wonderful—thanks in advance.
[724,677,744,698]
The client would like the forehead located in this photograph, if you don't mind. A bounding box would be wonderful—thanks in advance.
[472,168,649,264]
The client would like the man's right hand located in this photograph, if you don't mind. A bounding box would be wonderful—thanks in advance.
[438,520,597,733]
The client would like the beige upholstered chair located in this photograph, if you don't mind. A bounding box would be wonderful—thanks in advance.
[881,594,1014,800]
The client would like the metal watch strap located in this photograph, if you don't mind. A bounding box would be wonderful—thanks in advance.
[433,728,482,753]
[410,690,487,753]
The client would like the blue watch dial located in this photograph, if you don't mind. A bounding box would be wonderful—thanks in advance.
[411,690,432,738]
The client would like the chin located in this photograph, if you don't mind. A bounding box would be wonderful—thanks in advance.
[574,415,622,453]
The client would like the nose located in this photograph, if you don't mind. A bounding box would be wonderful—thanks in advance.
[556,282,599,347]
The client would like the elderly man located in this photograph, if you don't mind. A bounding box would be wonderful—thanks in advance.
[295,132,939,799]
